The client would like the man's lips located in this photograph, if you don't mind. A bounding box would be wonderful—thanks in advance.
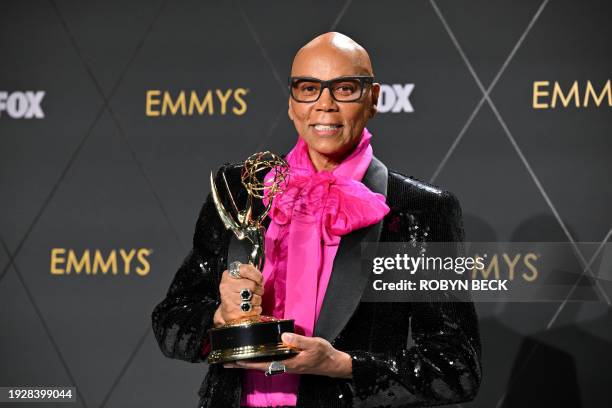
[310,123,343,136]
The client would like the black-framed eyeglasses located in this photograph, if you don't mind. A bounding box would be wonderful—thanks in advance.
[288,75,375,103]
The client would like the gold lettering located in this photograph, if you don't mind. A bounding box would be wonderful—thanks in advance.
[472,254,500,280]
[551,80,579,108]
[233,88,248,115]
[523,253,538,282]
[162,91,187,116]
[584,80,612,107]
[188,90,214,115]
[49,248,152,277]
[533,81,549,109]
[67,249,90,275]
[50,248,66,275]
[216,89,233,115]
[136,248,152,276]
[146,90,161,117]
[148,89,249,116]
[502,253,521,281]
[93,250,117,275]
[119,249,136,274]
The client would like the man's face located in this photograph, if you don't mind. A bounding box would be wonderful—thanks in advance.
[288,46,380,161]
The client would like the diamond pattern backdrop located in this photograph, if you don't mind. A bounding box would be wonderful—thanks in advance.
[1,0,611,407]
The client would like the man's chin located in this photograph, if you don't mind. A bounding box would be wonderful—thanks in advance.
[308,140,343,155]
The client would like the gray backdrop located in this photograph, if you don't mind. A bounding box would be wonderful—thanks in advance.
[1,0,611,407]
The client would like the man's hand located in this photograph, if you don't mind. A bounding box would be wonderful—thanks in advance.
[215,263,264,326]
[224,333,353,379]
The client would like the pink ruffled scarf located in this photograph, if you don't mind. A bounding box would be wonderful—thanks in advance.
[240,127,389,406]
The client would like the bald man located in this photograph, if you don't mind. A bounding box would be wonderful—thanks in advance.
[287,32,381,171]
[152,31,481,408]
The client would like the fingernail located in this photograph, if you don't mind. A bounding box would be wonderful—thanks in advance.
[282,333,293,343]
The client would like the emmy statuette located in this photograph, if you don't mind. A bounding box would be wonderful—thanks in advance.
[207,152,299,364]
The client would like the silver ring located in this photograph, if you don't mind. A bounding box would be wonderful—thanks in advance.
[229,261,242,279]
[240,288,253,301]
[265,360,287,376]
[240,301,252,313]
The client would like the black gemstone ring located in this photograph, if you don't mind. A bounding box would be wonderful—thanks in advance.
[240,288,253,301]
[240,301,252,313]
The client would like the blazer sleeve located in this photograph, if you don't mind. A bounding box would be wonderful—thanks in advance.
[346,191,482,406]
[151,167,230,363]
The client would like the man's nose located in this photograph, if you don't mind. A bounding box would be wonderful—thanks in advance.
[315,87,339,111]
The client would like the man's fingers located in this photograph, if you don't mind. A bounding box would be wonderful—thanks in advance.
[237,305,262,319]
[234,283,264,296]
[232,360,270,370]
[281,332,311,349]
[235,263,264,285]
[230,293,262,306]
[247,294,262,306]
[219,263,264,324]
[249,305,262,316]
[279,353,303,373]
[220,274,264,297]
[222,277,259,293]
[220,303,262,322]
[233,358,296,374]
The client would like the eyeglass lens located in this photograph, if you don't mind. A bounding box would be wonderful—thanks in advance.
[291,78,364,102]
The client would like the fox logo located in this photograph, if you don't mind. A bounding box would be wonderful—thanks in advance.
[377,84,414,113]
[0,91,45,119]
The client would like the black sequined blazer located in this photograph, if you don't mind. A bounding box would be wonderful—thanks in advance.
[151,156,482,408]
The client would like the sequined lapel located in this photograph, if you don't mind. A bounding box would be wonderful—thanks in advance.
[313,156,388,343]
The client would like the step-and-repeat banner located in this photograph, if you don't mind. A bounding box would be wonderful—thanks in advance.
[1,0,611,407]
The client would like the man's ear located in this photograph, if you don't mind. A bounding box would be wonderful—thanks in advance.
[369,83,380,118]
[288,98,294,121]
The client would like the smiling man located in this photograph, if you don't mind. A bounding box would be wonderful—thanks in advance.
[152,32,482,408]
[286,32,379,171]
